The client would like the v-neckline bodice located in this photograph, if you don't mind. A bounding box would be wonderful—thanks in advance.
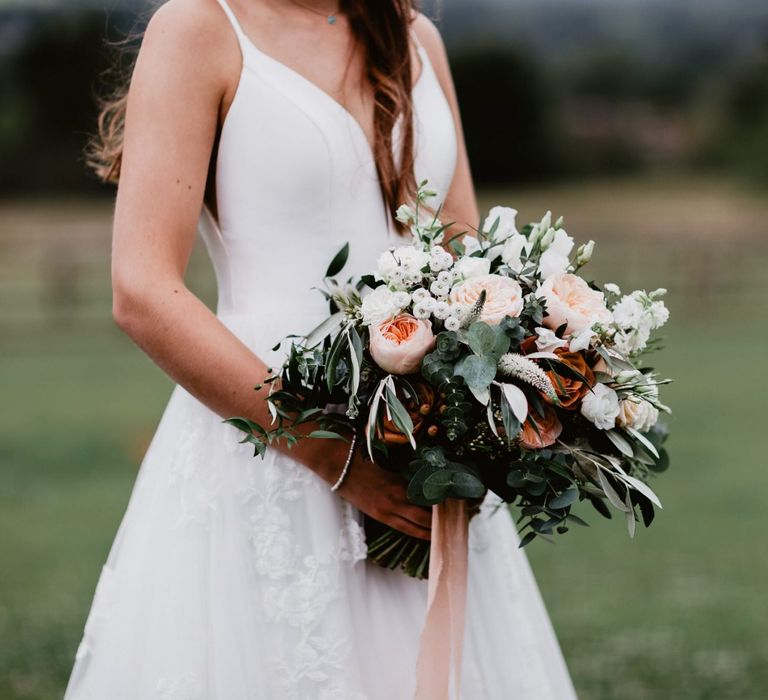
[214,0,429,158]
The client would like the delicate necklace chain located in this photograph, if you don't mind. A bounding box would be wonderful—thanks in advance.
[286,0,341,25]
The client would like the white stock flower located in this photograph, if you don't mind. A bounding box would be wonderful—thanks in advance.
[648,300,670,329]
[612,294,645,329]
[376,246,429,285]
[454,255,491,280]
[361,286,402,326]
[613,327,651,356]
[580,383,621,430]
[534,327,568,353]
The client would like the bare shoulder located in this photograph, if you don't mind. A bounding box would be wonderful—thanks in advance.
[138,0,240,90]
[411,12,450,76]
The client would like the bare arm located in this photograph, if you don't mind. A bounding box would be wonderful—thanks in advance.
[111,0,431,539]
[413,13,480,233]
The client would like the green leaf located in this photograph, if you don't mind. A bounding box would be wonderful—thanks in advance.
[384,382,416,448]
[307,430,348,440]
[453,355,496,391]
[467,322,510,359]
[326,242,350,277]
[422,469,453,502]
[548,487,579,510]
[447,470,486,499]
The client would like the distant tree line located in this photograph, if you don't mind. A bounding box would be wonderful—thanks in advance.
[0,8,765,197]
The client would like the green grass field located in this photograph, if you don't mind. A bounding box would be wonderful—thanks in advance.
[1,177,767,699]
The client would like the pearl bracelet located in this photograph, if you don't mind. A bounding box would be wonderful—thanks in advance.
[330,432,357,492]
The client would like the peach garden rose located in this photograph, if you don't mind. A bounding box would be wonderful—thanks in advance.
[537,272,611,337]
[369,314,436,375]
[449,273,524,325]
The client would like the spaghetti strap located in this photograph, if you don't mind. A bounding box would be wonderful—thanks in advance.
[215,0,248,49]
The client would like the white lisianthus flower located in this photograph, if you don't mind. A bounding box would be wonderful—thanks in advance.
[454,255,491,280]
[538,228,574,279]
[569,326,597,352]
[462,235,482,255]
[500,233,529,273]
[361,286,402,326]
[483,206,520,259]
[574,240,595,267]
[534,327,568,353]
[618,398,659,432]
[395,204,416,225]
[484,206,519,238]
[528,211,553,248]
[580,383,621,430]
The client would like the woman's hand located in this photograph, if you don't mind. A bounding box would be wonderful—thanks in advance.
[330,448,433,541]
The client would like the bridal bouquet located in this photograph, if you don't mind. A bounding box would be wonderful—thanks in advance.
[228,182,671,578]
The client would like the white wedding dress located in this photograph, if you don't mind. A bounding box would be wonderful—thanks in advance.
[64,2,577,698]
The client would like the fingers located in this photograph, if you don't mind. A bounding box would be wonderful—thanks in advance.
[390,514,432,541]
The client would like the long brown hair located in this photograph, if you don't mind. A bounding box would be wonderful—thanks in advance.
[87,0,421,217]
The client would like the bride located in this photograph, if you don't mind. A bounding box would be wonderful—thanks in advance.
[65,0,577,697]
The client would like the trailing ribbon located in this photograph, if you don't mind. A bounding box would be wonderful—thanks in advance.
[415,498,470,700]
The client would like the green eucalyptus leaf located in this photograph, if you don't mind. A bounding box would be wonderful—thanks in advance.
[326,242,350,277]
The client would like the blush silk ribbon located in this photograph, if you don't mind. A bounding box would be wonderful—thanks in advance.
[415,498,470,700]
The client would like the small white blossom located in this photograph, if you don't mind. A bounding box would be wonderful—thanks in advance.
[433,301,451,320]
[580,383,620,430]
[412,302,432,320]
[430,281,449,297]
[392,291,411,308]
[395,204,416,225]
[604,283,621,296]
[411,288,431,303]
[444,316,461,331]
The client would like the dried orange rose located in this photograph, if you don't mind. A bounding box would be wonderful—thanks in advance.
[520,404,563,449]
[379,381,436,445]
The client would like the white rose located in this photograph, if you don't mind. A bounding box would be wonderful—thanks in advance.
[617,398,659,432]
[534,327,568,353]
[580,383,620,430]
[538,273,612,336]
[360,286,401,326]
[454,255,491,280]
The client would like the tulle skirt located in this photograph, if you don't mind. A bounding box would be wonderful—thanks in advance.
[64,314,577,700]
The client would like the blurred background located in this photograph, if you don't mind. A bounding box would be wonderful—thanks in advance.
[1,0,767,698]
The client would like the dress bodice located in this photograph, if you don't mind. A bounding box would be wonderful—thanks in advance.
[199,0,457,359]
